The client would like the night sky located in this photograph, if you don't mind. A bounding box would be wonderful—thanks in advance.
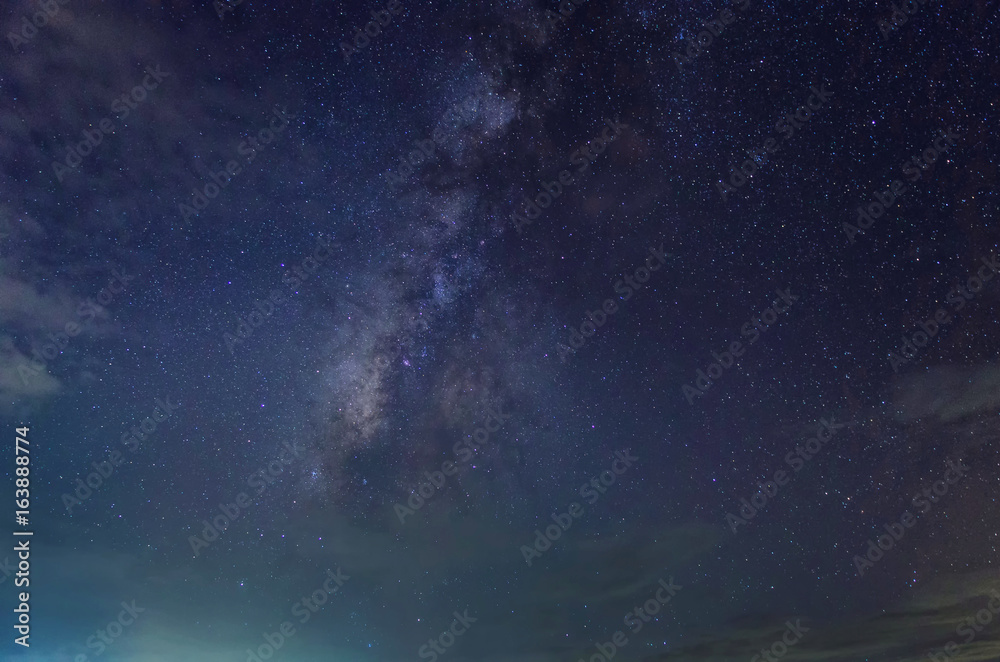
[2,0,999,660]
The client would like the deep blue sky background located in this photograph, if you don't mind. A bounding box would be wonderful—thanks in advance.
[1,0,999,660]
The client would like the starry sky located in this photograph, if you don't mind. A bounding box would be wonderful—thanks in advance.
[1,0,999,660]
